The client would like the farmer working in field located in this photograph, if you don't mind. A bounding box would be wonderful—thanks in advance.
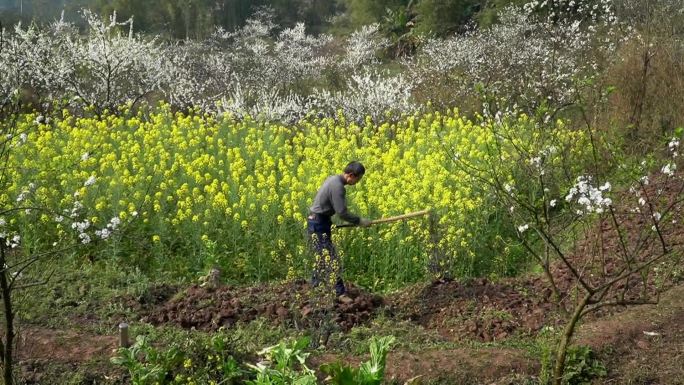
[307,161,371,296]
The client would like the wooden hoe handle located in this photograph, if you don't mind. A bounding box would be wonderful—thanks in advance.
[335,209,431,228]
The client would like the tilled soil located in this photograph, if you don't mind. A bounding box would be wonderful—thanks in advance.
[137,273,569,342]
[386,276,563,342]
[141,280,383,332]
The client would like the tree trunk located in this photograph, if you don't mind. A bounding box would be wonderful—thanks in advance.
[629,46,652,140]
[0,243,14,385]
[552,291,592,385]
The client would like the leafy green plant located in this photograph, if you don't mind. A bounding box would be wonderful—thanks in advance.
[111,335,182,385]
[111,333,244,385]
[321,335,396,385]
[246,336,317,385]
[562,346,606,385]
[198,334,243,384]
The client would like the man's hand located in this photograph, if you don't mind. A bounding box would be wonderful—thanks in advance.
[359,218,372,227]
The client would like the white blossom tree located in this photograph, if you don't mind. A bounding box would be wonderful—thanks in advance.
[409,1,623,117]
[50,10,167,111]
[451,112,683,385]
[310,69,417,123]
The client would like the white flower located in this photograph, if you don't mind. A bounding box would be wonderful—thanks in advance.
[529,156,542,168]
[16,190,28,202]
[565,176,611,213]
[653,212,661,221]
[79,233,91,244]
[549,199,557,207]
[517,224,529,233]
[81,152,90,161]
[661,163,676,177]
[95,228,111,240]
[504,183,514,193]
[107,216,121,229]
[84,176,97,187]
[638,197,646,206]
[71,220,91,233]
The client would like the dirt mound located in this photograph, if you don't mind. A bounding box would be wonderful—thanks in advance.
[142,281,383,331]
[387,276,564,342]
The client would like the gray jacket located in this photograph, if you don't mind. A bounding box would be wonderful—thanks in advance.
[309,175,361,224]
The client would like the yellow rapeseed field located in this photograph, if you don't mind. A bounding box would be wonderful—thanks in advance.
[5,105,586,288]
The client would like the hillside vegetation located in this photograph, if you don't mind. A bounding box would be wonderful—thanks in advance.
[0,0,683,384]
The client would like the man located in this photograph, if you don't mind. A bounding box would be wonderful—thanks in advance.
[307,161,371,296]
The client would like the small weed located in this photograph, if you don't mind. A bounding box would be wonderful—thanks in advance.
[530,326,606,385]
[562,346,606,385]
[321,335,396,385]
[481,307,514,322]
[332,315,452,354]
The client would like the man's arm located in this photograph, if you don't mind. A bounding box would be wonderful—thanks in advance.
[331,186,361,225]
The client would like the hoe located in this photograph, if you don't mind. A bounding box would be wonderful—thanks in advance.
[334,209,431,228]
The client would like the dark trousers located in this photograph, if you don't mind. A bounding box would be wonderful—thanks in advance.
[307,213,346,296]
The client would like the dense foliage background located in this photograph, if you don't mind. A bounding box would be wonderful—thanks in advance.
[1,0,522,38]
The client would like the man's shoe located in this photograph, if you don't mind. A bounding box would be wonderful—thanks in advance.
[337,294,353,304]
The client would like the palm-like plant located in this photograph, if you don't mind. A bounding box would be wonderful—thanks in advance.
[380,0,419,58]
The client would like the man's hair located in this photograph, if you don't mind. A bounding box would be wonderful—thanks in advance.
[344,161,366,177]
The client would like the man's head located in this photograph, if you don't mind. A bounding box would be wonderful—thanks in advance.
[343,161,365,185]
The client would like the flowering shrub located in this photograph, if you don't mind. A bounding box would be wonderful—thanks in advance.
[0,99,135,384]
[1,1,635,124]
[408,1,623,115]
[0,11,166,112]
[310,69,417,123]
